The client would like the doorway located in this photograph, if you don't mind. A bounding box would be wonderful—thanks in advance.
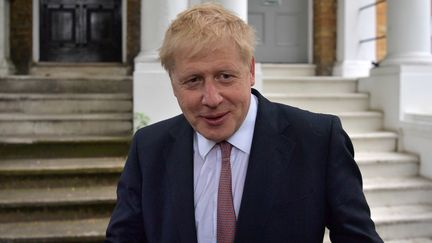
[248,0,309,63]
[39,0,122,62]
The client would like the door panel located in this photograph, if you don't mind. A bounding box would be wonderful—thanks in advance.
[40,0,122,62]
[248,0,308,63]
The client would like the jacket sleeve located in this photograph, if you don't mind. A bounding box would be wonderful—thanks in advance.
[325,116,383,243]
[105,133,147,243]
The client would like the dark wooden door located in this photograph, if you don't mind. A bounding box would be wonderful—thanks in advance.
[40,0,122,62]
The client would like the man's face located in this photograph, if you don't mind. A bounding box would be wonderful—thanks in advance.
[170,41,255,142]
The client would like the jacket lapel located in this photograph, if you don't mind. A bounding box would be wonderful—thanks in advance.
[235,90,297,242]
[164,118,198,243]
[161,90,297,243]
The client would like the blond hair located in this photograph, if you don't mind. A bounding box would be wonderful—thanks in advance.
[159,2,256,73]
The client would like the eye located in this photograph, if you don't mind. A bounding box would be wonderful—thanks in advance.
[187,77,199,83]
[217,73,234,82]
[182,76,202,89]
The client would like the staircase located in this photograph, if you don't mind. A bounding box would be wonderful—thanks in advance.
[1,64,431,242]
[262,64,432,242]
[0,68,132,242]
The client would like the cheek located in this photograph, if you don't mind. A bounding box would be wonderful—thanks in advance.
[177,92,200,110]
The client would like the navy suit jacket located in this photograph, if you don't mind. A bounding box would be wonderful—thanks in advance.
[105,89,383,243]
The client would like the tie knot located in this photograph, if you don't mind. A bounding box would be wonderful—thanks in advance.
[219,141,232,161]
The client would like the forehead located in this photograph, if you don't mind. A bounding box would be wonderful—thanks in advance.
[172,39,247,69]
[173,44,245,72]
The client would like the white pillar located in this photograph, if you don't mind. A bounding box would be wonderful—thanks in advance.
[0,0,15,76]
[381,0,432,66]
[359,0,432,179]
[333,0,376,77]
[135,0,188,62]
[133,0,188,129]
[213,0,248,21]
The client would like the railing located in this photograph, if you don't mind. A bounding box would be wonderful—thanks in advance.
[359,35,386,44]
[358,0,387,62]
[359,0,386,11]
[359,0,387,44]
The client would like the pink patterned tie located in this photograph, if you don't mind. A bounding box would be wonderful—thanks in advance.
[217,141,236,243]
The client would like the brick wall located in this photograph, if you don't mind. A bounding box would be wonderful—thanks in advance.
[10,0,33,74]
[376,1,387,62]
[313,0,337,76]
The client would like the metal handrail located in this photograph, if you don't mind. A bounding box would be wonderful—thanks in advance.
[359,1,387,44]
[359,35,386,44]
[359,0,386,11]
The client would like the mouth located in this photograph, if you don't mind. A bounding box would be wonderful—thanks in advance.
[201,112,229,126]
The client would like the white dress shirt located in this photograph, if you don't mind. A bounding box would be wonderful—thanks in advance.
[193,94,258,243]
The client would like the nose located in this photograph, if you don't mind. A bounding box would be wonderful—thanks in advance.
[202,81,223,107]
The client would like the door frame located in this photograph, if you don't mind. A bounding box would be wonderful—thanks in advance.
[32,0,127,63]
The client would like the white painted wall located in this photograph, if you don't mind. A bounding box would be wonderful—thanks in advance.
[402,113,432,179]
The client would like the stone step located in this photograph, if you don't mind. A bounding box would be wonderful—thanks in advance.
[0,186,116,222]
[0,157,125,189]
[0,135,131,159]
[356,152,419,178]
[263,76,358,94]
[324,205,432,242]
[0,93,132,114]
[261,63,316,77]
[350,132,398,152]
[0,217,109,242]
[337,111,383,133]
[30,62,130,78]
[0,75,132,93]
[0,185,116,208]
[372,204,432,241]
[386,238,432,243]
[0,113,132,135]
[267,93,369,113]
[0,157,125,175]
[364,177,432,207]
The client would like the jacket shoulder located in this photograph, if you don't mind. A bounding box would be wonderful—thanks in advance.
[133,114,189,146]
[274,102,338,131]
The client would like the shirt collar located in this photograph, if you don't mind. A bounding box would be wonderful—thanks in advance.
[195,94,258,159]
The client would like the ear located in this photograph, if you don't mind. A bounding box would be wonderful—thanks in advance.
[249,57,256,86]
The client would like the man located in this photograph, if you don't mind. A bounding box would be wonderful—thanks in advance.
[105,3,383,243]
